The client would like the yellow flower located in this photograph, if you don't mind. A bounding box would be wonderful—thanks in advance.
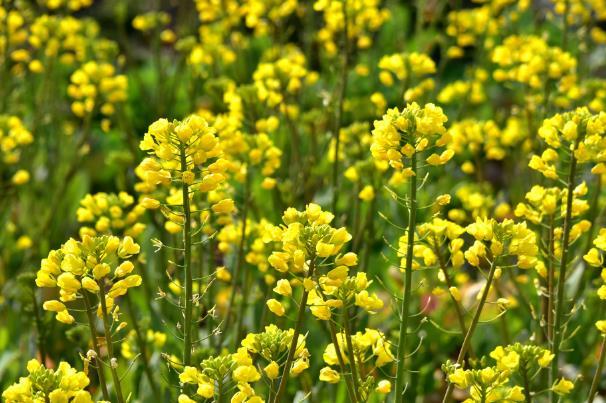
[552,378,574,395]
[273,279,292,296]
[584,248,603,267]
[596,320,606,333]
[11,169,30,185]
[211,199,235,214]
[266,299,285,316]
[197,382,214,398]
[375,380,392,394]
[264,361,279,380]
[358,185,375,201]
[233,365,261,383]
[319,367,340,383]
[538,351,554,368]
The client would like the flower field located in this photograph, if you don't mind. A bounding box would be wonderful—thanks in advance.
[2,0,606,402]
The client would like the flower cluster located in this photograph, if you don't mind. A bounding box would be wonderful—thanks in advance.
[253,47,312,109]
[68,61,127,131]
[2,359,92,403]
[492,35,577,101]
[36,235,141,324]
[370,102,451,174]
[530,108,606,178]
[378,52,436,102]
[77,192,146,238]
[320,328,393,396]
[313,0,390,56]
[0,115,33,186]
[241,0,298,36]
[137,116,225,194]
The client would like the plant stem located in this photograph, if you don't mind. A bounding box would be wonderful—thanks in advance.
[272,259,316,403]
[125,294,159,396]
[432,238,468,337]
[331,0,349,214]
[227,167,251,348]
[342,308,362,402]
[319,293,358,403]
[31,291,47,363]
[547,216,555,343]
[573,174,602,302]
[520,363,533,403]
[394,152,417,403]
[98,286,125,403]
[180,145,194,367]
[550,141,579,393]
[588,336,606,403]
[82,292,110,401]
[442,257,499,403]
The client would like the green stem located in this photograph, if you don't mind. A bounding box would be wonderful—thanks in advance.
[588,336,606,403]
[550,142,579,393]
[125,295,159,396]
[547,216,555,343]
[442,257,499,403]
[521,362,533,403]
[31,291,47,363]
[272,259,316,403]
[82,293,111,401]
[180,145,194,367]
[394,152,417,403]
[573,175,602,302]
[432,238,468,337]
[320,298,358,403]
[98,286,125,403]
[228,168,251,348]
[331,0,349,214]
[342,308,362,402]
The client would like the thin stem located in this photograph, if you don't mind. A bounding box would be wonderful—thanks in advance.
[180,145,194,367]
[125,294,159,396]
[547,216,555,343]
[395,151,417,403]
[432,239,468,337]
[561,0,570,50]
[521,363,533,403]
[31,291,47,363]
[82,293,110,401]
[321,302,358,402]
[442,257,499,403]
[342,308,362,402]
[272,259,316,403]
[550,141,579,393]
[588,336,606,403]
[331,0,349,214]
[573,174,602,301]
[98,286,125,403]
[228,167,251,349]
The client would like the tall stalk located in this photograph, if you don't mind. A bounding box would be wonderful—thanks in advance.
[180,145,194,367]
[442,258,499,403]
[272,258,316,403]
[125,295,159,396]
[550,141,579,392]
[31,290,47,364]
[318,286,358,403]
[394,152,417,403]
[82,293,110,401]
[547,216,555,343]
[98,286,125,403]
[342,308,362,402]
[225,167,251,349]
[432,238,468,337]
[331,0,349,214]
[588,336,606,403]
